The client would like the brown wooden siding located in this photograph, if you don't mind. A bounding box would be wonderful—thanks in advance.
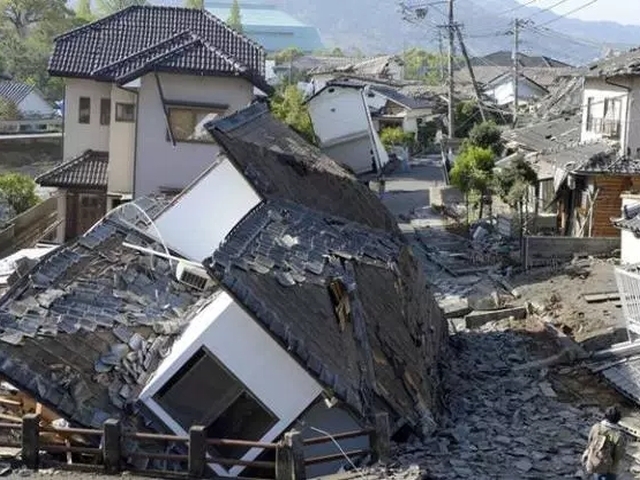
[591,175,640,237]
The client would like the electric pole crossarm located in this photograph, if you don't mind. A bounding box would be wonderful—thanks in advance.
[455,25,486,122]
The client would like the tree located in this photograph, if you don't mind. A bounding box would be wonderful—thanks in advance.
[380,126,413,150]
[450,146,495,222]
[227,0,243,33]
[95,0,147,17]
[274,47,304,65]
[270,85,315,144]
[0,173,39,214]
[0,0,71,38]
[75,0,95,21]
[464,120,504,157]
[495,156,538,238]
[0,98,22,120]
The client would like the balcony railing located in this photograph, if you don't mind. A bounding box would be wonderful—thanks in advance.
[587,117,621,138]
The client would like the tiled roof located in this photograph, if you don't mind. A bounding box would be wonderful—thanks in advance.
[36,150,108,189]
[612,201,640,233]
[504,115,582,153]
[470,51,572,68]
[309,55,401,77]
[205,198,447,428]
[0,80,34,105]
[0,196,216,429]
[370,84,436,110]
[581,48,640,78]
[577,152,640,175]
[48,6,270,92]
[207,102,400,232]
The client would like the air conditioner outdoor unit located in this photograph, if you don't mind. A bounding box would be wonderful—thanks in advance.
[175,262,215,291]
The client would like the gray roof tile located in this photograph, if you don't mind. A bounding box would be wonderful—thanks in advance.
[0,80,35,105]
[612,200,640,233]
[48,5,270,92]
[0,196,216,427]
[36,150,108,189]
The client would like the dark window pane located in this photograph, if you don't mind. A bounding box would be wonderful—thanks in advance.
[78,97,90,124]
[206,391,277,460]
[115,102,135,122]
[100,98,111,125]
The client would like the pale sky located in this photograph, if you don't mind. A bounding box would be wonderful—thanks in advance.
[516,0,640,26]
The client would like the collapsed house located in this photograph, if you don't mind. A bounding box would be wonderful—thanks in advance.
[0,103,448,477]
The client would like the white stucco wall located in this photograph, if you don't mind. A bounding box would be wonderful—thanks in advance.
[581,77,630,149]
[140,291,323,477]
[485,79,547,106]
[63,79,112,161]
[107,85,137,195]
[309,87,368,144]
[620,194,640,265]
[626,77,640,157]
[134,72,253,197]
[19,91,54,117]
[151,156,262,261]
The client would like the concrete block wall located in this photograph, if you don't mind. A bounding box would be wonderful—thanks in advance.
[522,236,620,269]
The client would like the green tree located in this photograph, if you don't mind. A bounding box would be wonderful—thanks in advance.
[450,146,495,222]
[270,85,315,144]
[380,126,413,150]
[75,0,95,21]
[0,173,39,214]
[184,0,204,8]
[464,121,504,157]
[453,99,482,138]
[0,98,22,120]
[495,156,538,238]
[227,0,243,33]
[95,0,147,17]
[274,47,304,65]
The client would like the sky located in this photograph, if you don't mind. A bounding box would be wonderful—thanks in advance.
[516,0,640,25]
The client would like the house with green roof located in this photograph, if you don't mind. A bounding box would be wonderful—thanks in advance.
[205,1,324,53]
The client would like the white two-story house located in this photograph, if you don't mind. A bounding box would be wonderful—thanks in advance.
[37,5,270,241]
[580,50,640,153]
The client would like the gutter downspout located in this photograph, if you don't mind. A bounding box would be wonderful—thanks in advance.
[605,76,631,156]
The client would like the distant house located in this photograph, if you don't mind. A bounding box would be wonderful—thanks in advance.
[483,72,549,106]
[38,5,270,241]
[469,51,572,69]
[612,193,640,264]
[306,80,390,175]
[205,0,323,53]
[0,80,55,118]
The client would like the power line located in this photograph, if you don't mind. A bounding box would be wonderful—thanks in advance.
[538,0,600,27]
[525,0,572,19]
[498,0,540,16]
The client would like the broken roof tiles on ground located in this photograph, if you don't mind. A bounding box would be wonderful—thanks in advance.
[207,101,400,233]
[0,197,215,428]
[48,5,270,92]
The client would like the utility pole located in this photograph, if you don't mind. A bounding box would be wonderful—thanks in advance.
[512,17,520,127]
[437,28,445,83]
[455,25,486,122]
[447,0,455,139]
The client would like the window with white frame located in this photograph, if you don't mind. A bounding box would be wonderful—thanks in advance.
[154,348,277,462]
[167,106,226,143]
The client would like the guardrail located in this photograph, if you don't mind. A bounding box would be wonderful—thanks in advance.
[4,412,390,480]
[0,118,62,134]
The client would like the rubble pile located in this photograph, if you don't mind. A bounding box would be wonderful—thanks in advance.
[383,325,609,479]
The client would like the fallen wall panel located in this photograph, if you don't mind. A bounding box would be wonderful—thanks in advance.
[522,236,619,269]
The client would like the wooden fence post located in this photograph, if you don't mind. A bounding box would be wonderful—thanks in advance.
[369,412,390,464]
[189,425,207,478]
[103,419,121,474]
[22,413,40,470]
[276,430,305,480]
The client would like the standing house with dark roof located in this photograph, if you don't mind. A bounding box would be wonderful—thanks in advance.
[41,5,270,242]
[122,102,447,477]
[0,80,55,119]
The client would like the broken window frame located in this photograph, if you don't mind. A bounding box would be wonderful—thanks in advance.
[328,278,352,331]
[153,347,278,466]
[165,105,227,144]
[585,96,594,132]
